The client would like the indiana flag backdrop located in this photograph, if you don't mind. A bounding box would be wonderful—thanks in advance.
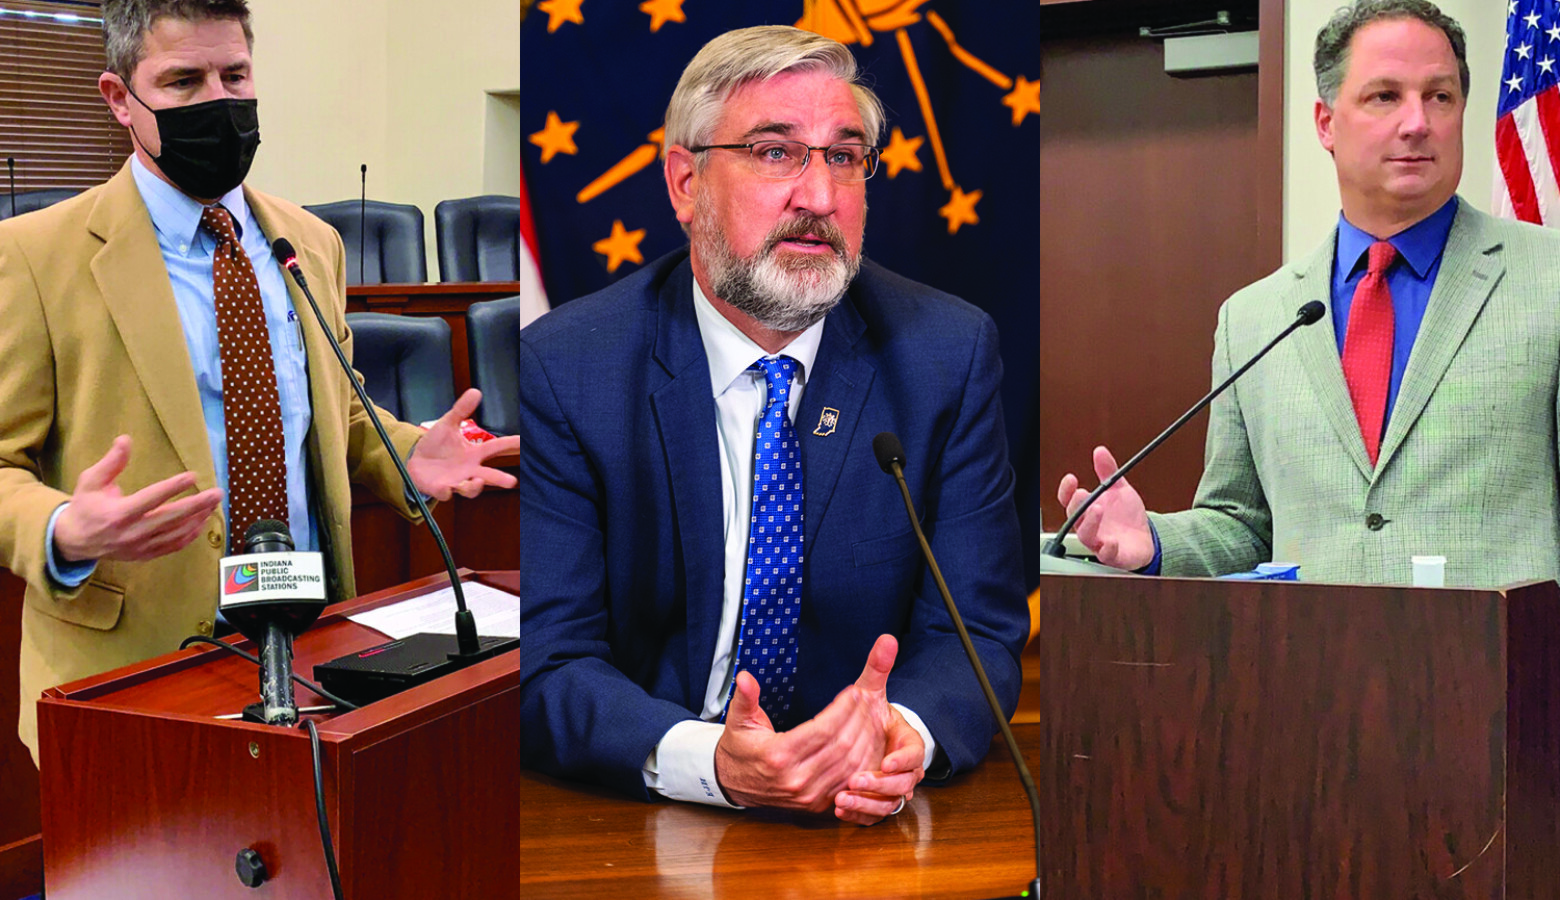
[521,0,1040,584]
[1495,0,1560,224]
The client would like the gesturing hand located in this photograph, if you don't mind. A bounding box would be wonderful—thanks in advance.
[53,435,223,563]
[1056,444,1156,570]
[404,388,520,501]
[833,634,925,826]
[714,634,925,826]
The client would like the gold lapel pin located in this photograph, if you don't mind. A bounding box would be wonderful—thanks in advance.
[813,407,840,437]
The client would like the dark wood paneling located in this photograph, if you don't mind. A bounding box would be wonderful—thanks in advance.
[1040,15,1282,529]
[521,726,1041,899]
[0,834,41,899]
[0,571,40,900]
[348,455,518,596]
[1038,575,1560,898]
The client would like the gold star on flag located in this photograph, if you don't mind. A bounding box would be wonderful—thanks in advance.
[639,0,686,32]
[879,127,924,178]
[529,111,580,164]
[1001,75,1041,127]
[938,186,982,234]
[593,220,646,272]
[537,0,584,33]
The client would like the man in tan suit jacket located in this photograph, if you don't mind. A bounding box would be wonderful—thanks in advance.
[0,0,517,764]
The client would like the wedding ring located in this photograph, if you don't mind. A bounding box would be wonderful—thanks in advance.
[890,796,906,815]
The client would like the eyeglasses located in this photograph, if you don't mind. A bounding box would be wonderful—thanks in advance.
[688,140,881,182]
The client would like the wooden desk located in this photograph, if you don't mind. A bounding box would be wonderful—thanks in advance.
[345,282,520,399]
[520,725,1040,899]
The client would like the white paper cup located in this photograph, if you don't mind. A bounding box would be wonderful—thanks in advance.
[1411,555,1446,588]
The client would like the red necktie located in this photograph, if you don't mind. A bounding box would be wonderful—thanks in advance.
[199,205,288,550]
[1341,240,1396,466]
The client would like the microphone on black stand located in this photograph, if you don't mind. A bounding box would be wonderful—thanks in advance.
[873,432,1042,900]
[358,164,367,284]
[1045,300,1326,560]
[6,157,15,219]
[269,238,515,704]
[218,520,329,725]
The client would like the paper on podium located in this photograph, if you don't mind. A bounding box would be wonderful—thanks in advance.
[348,581,520,640]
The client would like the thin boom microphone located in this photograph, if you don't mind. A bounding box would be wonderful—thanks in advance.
[6,158,14,219]
[1045,301,1326,558]
[873,432,1043,900]
[270,237,482,658]
[358,164,367,285]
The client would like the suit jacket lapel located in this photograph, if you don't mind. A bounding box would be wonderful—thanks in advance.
[1376,204,1501,472]
[647,263,726,702]
[799,296,874,549]
[86,163,214,482]
[1291,233,1375,480]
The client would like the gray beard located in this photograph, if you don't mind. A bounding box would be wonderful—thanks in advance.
[693,199,861,333]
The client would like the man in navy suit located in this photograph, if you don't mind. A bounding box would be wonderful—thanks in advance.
[519,26,1027,826]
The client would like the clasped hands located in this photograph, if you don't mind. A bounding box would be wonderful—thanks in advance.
[714,633,927,827]
[54,389,518,563]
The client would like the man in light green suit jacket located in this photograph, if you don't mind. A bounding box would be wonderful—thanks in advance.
[1058,0,1560,589]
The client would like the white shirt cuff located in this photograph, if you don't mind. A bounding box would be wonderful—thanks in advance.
[642,719,742,808]
[891,702,938,772]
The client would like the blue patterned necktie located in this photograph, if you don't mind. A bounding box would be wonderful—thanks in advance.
[728,356,804,730]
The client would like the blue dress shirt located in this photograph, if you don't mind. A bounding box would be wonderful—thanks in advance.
[47,159,316,585]
[1329,196,1458,432]
[1139,197,1458,575]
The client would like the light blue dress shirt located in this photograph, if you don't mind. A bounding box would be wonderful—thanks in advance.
[47,158,316,585]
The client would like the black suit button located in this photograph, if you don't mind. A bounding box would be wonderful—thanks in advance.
[1366,513,1385,531]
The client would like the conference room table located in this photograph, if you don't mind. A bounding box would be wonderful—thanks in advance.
[520,724,1040,899]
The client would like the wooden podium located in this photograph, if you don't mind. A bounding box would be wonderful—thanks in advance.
[1037,574,1560,899]
[35,571,520,900]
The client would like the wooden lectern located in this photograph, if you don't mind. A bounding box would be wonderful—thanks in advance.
[1037,574,1560,899]
[35,571,519,900]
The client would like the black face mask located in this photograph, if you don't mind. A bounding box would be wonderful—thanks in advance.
[126,86,260,199]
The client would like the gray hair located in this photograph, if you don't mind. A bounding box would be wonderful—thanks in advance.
[1314,0,1468,106]
[102,0,253,82]
[663,25,885,162]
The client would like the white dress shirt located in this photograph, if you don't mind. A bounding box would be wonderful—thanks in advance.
[641,278,937,807]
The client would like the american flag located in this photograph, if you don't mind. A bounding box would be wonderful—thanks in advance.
[1495,0,1560,224]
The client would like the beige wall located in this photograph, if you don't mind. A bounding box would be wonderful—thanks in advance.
[247,0,520,277]
[1283,0,1506,261]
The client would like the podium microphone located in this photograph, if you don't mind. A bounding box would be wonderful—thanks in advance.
[219,520,329,725]
[270,238,515,703]
[874,432,1042,900]
[1045,300,1325,559]
[358,164,367,284]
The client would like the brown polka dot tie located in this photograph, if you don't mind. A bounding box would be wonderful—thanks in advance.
[200,205,288,551]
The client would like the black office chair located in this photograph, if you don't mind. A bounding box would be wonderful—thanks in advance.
[345,312,454,425]
[0,189,79,220]
[465,295,519,436]
[303,199,427,285]
[434,195,520,282]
